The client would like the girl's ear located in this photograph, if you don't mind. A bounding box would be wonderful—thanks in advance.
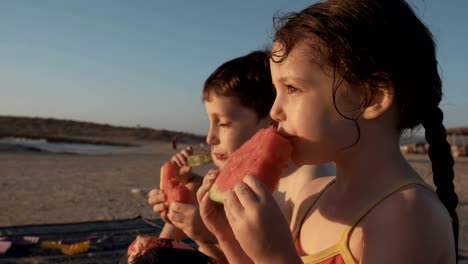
[360,82,394,120]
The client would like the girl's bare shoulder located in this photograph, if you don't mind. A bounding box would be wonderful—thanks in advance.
[361,184,455,263]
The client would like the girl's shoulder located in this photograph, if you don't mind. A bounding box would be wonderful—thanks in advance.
[359,183,455,262]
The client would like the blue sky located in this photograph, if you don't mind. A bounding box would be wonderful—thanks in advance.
[1,0,467,135]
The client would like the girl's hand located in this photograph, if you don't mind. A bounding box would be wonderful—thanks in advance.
[168,200,217,244]
[147,188,170,223]
[196,170,236,242]
[224,175,301,264]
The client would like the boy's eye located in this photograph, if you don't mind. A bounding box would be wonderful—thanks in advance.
[218,122,231,127]
[286,85,298,94]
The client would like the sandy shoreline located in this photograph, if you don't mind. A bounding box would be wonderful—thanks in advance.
[0,144,467,256]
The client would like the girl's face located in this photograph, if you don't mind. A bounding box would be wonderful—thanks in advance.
[204,95,270,169]
[270,42,360,165]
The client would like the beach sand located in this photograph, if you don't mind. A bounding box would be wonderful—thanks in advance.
[0,144,467,257]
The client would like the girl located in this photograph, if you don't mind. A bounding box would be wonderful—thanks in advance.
[197,0,459,263]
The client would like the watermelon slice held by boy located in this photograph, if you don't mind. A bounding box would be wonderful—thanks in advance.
[209,126,292,203]
[159,161,193,205]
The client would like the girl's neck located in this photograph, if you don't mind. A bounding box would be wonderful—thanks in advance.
[333,130,419,196]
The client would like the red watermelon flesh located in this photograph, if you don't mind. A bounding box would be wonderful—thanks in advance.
[160,161,193,205]
[209,126,292,203]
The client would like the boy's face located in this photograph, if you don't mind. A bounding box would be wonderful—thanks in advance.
[204,94,271,169]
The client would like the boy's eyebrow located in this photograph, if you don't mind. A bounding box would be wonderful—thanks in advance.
[208,112,235,119]
[208,112,224,118]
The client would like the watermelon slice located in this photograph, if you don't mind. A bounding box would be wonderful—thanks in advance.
[159,161,193,205]
[209,126,292,203]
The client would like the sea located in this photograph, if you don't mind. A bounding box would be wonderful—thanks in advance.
[0,137,127,154]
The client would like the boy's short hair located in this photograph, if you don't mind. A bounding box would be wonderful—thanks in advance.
[202,50,275,120]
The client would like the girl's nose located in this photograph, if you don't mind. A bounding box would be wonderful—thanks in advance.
[270,97,286,123]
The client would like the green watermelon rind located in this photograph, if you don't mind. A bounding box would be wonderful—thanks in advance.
[208,182,225,204]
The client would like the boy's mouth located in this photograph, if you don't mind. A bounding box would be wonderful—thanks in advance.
[213,153,228,161]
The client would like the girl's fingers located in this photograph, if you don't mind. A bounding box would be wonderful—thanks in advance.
[197,170,219,203]
[232,181,259,209]
[224,190,244,223]
[242,174,269,201]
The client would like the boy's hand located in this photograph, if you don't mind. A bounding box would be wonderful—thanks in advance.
[147,188,171,223]
[171,146,193,182]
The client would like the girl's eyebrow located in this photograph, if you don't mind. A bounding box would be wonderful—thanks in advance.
[278,75,308,84]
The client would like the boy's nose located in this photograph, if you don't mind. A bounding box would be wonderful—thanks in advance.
[206,127,219,145]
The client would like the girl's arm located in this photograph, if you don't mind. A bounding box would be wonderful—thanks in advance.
[197,241,228,264]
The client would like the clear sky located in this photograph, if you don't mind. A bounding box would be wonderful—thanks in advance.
[1,0,467,135]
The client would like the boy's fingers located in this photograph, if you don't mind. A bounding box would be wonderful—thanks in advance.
[153,203,167,214]
[171,156,183,168]
[148,193,166,204]
[175,153,187,166]
[168,207,184,223]
[160,211,171,224]
[181,149,190,158]
[170,201,194,213]
[147,188,160,196]
[186,146,193,154]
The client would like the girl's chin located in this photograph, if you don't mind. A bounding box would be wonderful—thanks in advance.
[291,155,305,166]
[291,149,313,166]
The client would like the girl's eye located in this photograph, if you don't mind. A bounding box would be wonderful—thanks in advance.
[286,85,299,94]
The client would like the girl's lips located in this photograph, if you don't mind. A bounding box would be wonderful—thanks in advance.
[276,126,294,141]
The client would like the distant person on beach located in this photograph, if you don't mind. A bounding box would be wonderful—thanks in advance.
[147,50,335,262]
[171,136,177,150]
[196,1,459,263]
